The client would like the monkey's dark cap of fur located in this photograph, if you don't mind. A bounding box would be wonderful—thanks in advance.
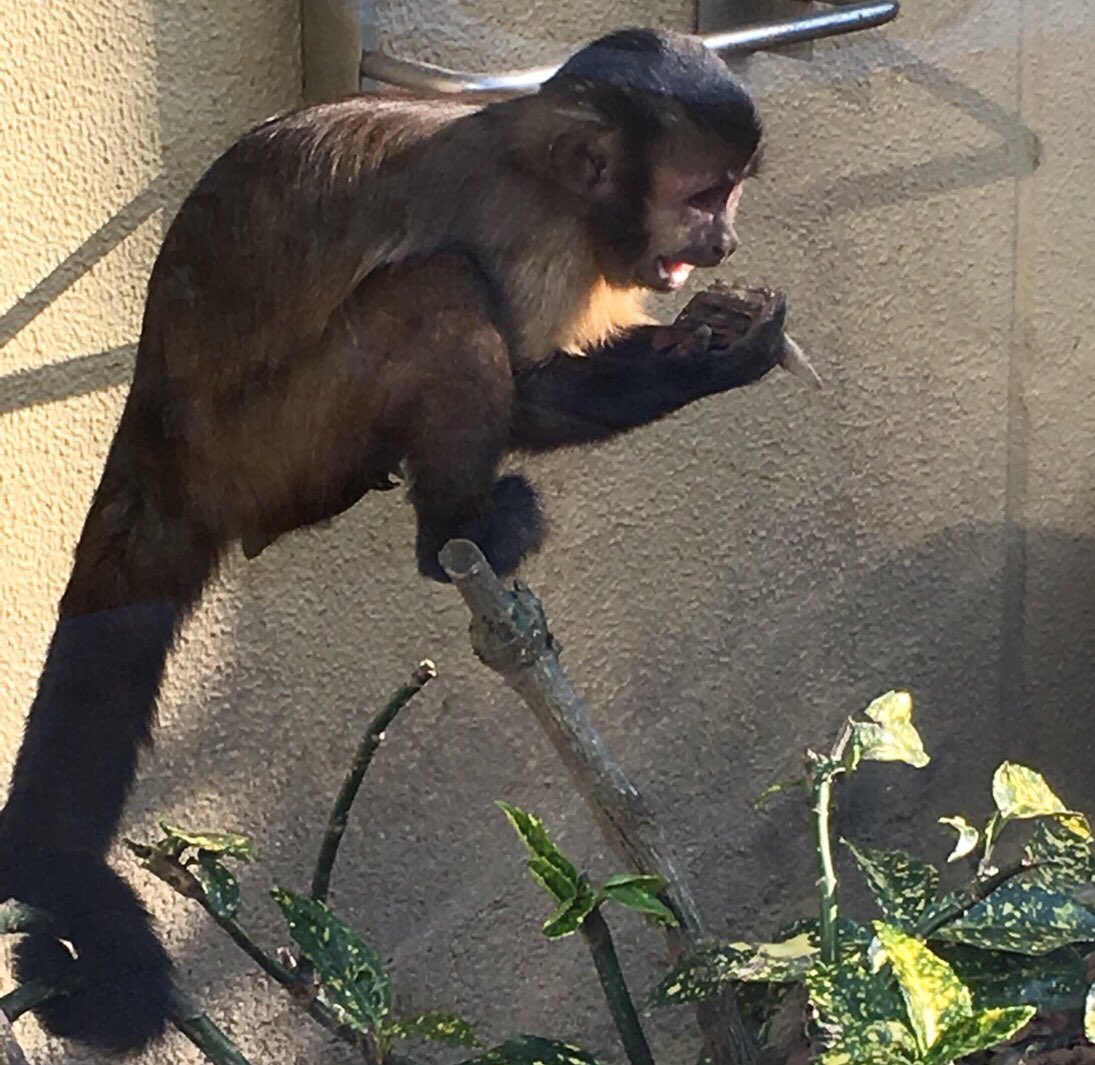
[545,27,760,147]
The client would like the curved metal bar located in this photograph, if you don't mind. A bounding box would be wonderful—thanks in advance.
[359,1,899,95]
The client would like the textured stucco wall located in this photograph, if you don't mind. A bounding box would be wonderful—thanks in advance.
[1,1,1093,1063]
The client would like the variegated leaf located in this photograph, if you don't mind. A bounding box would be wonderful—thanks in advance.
[270,887,390,1031]
[873,922,971,1054]
[930,882,1095,955]
[386,1013,478,1048]
[806,956,907,1053]
[848,691,929,770]
[497,803,582,904]
[845,842,938,928]
[938,944,1088,1012]
[992,763,1090,839]
[158,820,254,861]
[922,1006,1035,1065]
[939,816,980,863]
[457,1035,602,1065]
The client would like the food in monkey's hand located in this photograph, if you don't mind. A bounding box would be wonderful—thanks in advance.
[674,280,824,390]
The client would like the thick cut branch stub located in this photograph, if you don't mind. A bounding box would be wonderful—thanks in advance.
[441,539,759,1065]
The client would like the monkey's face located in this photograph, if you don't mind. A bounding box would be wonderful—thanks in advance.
[638,163,746,293]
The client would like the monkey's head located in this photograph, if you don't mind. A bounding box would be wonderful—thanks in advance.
[529,28,762,292]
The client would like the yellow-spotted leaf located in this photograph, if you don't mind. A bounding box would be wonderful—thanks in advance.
[848,691,930,770]
[158,821,255,861]
[939,816,980,863]
[649,938,815,1006]
[190,854,241,919]
[873,923,971,1054]
[818,1021,918,1065]
[940,944,1088,1013]
[806,957,907,1051]
[846,842,938,928]
[457,1035,603,1065]
[930,882,1095,955]
[922,1006,1035,1065]
[386,1013,478,1048]
[992,763,1090,839]
[271,887,390,1032]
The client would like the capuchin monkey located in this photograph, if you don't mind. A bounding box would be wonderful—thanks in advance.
[0,28,788,1053]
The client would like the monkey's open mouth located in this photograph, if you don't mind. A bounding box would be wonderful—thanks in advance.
[654,257,696,290]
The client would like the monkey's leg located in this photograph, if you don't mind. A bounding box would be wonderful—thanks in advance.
[511,290,786,452]
[394,262,545,580]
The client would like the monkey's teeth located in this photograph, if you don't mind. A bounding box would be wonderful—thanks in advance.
[657,258,694,288]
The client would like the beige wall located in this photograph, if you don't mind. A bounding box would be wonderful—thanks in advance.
[2,1,1093,1062]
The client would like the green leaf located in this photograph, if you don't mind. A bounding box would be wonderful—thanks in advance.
[848,691,930,770]
[386,1013,478,1048]
[189,853,241,919]
[992,764,1090,840]
[922,1006,1035,1065]
[845,842,938,928]
[806,956,910,1058]
[601,874,665,894]
[457,1035,603,1065]
[937,944,1088,1012]
[930,881,1095,955]
[600,883,677,927]
[873,922,971,1054]
[541,892,597,939]
[497,802,581,904]
[649,936,818,1006]
[1085,983,1095,1044]
[270,887,389,1031]
[527,856,578,904]
[938,817,980,863]
[157,821,254,861]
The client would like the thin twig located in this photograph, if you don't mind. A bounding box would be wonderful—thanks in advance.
[439,539,759,1065]
[311,660,437,902]
[581,908,655,1065]
[917,859,1034,940]
[124,841,375,1058]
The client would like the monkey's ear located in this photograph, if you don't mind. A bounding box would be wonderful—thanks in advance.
[549,125,622,203]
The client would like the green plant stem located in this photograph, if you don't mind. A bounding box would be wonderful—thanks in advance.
[918,858,1034,939]
[168,989,254,1065]
[1,978,253,1065]
[126,842,371,1056]
[0,901,60,937]
[813,721,854,965]
[310,659,437,903]
[0,980,55,1022]
[813,768,839,965]
[581,908,655,1065]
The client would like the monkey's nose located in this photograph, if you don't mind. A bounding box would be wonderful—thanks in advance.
[712,232,739,263]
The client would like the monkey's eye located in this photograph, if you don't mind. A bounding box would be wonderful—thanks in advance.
[687,181,735,212]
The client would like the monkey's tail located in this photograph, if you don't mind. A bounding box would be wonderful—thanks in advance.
[0,419,219,1052]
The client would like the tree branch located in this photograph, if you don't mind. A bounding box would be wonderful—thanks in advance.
[439,539,759,1065]
[311,660,437,902]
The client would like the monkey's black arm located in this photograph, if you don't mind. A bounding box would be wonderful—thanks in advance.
[511,293,786,452]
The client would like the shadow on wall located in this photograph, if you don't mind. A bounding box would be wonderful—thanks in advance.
[665,520,1095,937]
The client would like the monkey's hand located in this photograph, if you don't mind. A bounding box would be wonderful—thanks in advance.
[670,283,822,389]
